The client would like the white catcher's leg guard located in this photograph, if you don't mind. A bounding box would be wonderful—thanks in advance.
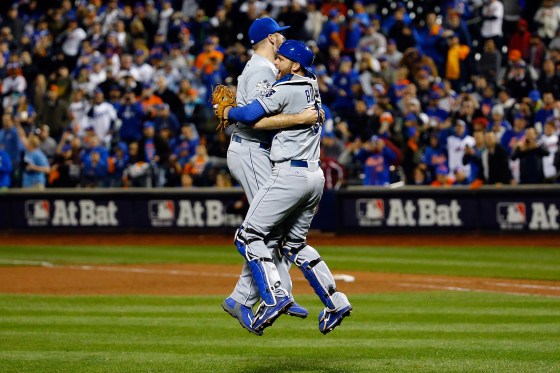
[236,227,283,306]
[282,241,340,310]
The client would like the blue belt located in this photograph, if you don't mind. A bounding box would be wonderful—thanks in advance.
[232,135,270,150]
[289,160,320,168]
[290,160,309,167]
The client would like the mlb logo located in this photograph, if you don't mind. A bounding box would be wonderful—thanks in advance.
[357,199,385,224]
[24,200,50,226]
[497,202,526,226]
[25,200,50,220]
[149,200,175,226]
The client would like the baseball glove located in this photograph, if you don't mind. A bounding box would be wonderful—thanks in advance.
[211,84,236,131]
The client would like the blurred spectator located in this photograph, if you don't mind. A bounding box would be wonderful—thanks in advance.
[534,92,555,130]
[131,50,154,85]
[388,6,416,52]
[106,142,130,187]
[357,21,387,60]
[304,1,323,41]
[420,132,447,183]
[477,39,501,84]
[526,34,546,72]
[401,47,438,83]
[2,5,24,44]
[58,16,87,70]
[482,131,513,185]
[68,89,91,137]
[87,88,118,147]
[0,145,12,189]
[384,39,403,71]
[36,124,57,162]
[331,56,359,118]
[320,133,346,189]
[138,121,171,187]
[2,63,27,110]
[0,112,23,186]
[431,164,454,186]
[49,139,80,188]
[194,37,224,76]
[123,141,152,188]
[461,129,486,186]
[80,146,108,188]
[318,10,344,51]
[540,119,559,183]
[37,84,70,141]
[183,143,211,186]
[445,120,475,180]
[355,135,398,186]
[16,123,50,189]
[537,60,560,98]
[481,0,504,48]
[445,8,472,49]
[172,123,200,168]
[508,20,531,58]
[153,103,180,135]
[511,127,550,184]
[444,33,470,91]
[534,0,560,45]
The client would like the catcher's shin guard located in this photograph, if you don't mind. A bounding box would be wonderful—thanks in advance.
[282,244,336,310]
[236,230,280,306]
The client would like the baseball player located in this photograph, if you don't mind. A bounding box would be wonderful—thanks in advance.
[221,18,318,335]
[224,40,352,334]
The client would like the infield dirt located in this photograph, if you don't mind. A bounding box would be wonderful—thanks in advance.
[1,233,558,297]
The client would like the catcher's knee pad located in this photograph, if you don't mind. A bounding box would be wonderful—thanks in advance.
[236,227,280,306]
[282,242,336,310]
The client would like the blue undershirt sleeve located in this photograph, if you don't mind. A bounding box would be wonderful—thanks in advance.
[228,101,267,126]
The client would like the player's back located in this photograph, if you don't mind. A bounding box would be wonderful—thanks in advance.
[258,74,322,163]
[234,54,277,145]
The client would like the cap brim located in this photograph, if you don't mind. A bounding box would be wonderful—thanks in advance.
[277,26,291,32]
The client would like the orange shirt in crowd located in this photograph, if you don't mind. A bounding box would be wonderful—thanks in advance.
[195,50,224,75]
[446,44,470,80]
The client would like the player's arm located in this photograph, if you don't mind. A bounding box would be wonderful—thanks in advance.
[253,107,321,130]
[226,103,320,130]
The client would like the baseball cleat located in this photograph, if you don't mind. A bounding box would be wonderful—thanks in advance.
[318,304,352,335]
[285,301,308,319]
[252,295,293,332]
[221,297,263,336]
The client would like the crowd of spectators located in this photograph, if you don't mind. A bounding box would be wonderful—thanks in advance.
[0,0,559,190]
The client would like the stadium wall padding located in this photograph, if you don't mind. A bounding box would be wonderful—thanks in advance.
[0,186,558,233]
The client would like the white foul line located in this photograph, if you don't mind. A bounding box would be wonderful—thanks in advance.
[0,259,357,282]
[397,282,560,298]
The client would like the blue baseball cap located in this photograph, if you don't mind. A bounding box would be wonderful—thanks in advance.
[436,165,449,175]
[248,18,290,45]
[528,90,541,102]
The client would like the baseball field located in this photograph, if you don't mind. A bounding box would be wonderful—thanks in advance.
[0,233,559,373]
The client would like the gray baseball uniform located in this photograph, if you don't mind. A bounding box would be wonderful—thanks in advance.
[237,73,350,312]
[227,53,294,307]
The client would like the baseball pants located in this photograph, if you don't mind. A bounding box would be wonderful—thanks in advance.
[226,138,294,307]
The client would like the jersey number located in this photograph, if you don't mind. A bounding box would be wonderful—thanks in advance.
[305,89,311,103]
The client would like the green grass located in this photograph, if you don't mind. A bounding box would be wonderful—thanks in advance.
[0,293,559,373]
[1,243,559,372]
[1,244,559,280]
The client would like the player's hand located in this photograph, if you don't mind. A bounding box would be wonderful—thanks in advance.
[299,107,320,125]
[319,109,325,124]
